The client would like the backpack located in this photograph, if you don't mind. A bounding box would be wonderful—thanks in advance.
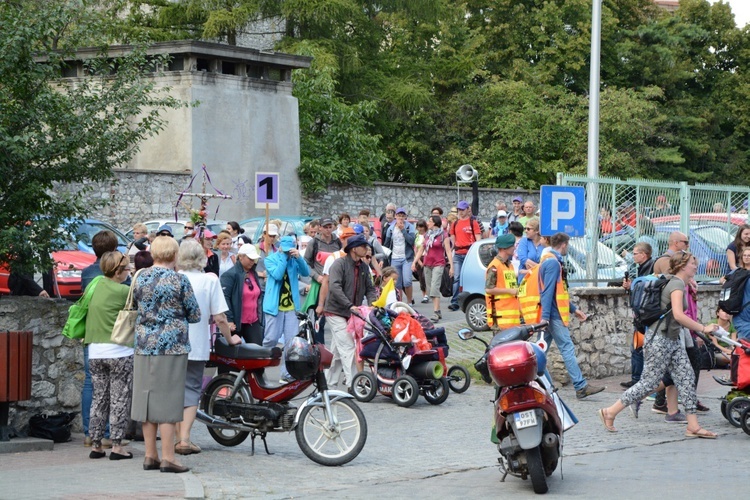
[718,268,750,315]
[629,274,672,333]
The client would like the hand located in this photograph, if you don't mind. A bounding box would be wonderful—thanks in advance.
[449,267,454,277]
[704,323,719,334]
[575,310,587,321]
[525,260,537,270]
[229,334,242,345]
[228,322,236,332]
[411,263,417,272]
[38,290,50,298]
[317,275,325,284]
[622,279,631,291]
[396,220,404,230]
[288,249,299,259]
[316,304,324,315]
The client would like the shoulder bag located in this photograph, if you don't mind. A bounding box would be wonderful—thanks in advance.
[110,270,143,347]
[61,276,104,339]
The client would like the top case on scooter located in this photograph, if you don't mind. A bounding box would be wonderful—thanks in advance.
[488,341,537,387]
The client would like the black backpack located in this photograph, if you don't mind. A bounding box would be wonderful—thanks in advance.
[630,274,672,333]
[718,268,750,315]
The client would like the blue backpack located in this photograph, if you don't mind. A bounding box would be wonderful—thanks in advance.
[629,274,672,333]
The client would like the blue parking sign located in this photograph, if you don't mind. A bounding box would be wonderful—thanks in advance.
[539,186,585,237]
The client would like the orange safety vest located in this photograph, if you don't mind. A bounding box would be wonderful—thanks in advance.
[518,253,570,326]
[485,257,522,329]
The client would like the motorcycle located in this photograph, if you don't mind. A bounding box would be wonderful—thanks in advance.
[196,312,368,466]
[458,321,577,494]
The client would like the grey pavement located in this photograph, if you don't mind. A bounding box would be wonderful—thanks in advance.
[2,309,747,499]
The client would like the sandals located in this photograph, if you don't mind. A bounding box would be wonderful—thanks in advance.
[597,408,617,433]
[685,427,717,439]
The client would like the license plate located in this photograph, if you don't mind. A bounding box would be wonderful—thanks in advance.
[514,410,537,429]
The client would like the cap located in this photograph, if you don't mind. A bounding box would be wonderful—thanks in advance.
[344,234,370,253]
[238,244,260,260]
[395,207,407,215]
[264,224,279,236]
[339,227,356,239]
[512,196,523,202]
[320,217,335,227]
[202,229,217,239]
[456,201,470,210]
[352,224,364,234]
[494,234,516,249]
[157,224,173,237]
[279,235,296,252]
[497,210,508,218]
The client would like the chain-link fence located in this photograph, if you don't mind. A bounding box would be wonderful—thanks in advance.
[557,174,750,285]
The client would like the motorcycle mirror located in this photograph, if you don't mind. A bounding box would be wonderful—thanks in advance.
[457,328,474,340]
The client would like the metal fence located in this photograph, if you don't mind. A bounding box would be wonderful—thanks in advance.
[556,174,750,284]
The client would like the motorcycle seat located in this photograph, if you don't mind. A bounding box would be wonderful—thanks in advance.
[214,337,281,360]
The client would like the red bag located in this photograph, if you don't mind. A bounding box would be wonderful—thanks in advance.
[730,339,750,390]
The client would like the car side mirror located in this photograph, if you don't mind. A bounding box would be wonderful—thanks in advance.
[457,328,474,340]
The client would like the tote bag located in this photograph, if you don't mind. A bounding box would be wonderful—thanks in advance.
[61,276,104,339]
[110,270,143,347]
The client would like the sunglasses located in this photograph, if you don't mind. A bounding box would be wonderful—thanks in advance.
[185,226,195,230]
[363,255,372,260]
[245,276,254,291]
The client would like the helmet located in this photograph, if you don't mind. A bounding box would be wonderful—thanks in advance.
[284,337,320,380]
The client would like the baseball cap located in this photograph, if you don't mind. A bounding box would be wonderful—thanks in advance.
[456,201,470,210]
[157,224,173,237]
[512,196,523,203]
[264,224,279,236]
[320,217,335,227]
[352,224,364,234]
[202,229,217,239]
[395,207,407,215]
[339,227,356,239]
[279,235,296,252]
[238,244,260,260]
[497,210,508,218]
[495,234,516,249]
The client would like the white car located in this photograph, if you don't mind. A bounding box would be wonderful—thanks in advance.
[124,219,227,240]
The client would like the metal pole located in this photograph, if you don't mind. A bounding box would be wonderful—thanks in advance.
[585,0,602,285]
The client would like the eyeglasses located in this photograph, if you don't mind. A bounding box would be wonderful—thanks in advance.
[363,255,372,260]
[185,226,195,230]
[679,240,689,244]
[245,276,254,291]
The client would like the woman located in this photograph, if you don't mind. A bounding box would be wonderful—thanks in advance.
[412,215,453,322]
[335,213,351,238]
[134,250,154,272]
[175,239,241,456]
[220,243,264,345]
[225,221,244,254]
[597,251,718,439]
[517,219,545,277]
[216,232,235,277]
[201,230,219,276]
[726,224,750,270]
[131,236,201,473]
[413,219,429,303]
[85,251,133,460]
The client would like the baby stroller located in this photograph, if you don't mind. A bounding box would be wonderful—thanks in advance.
[351,303,469,407]
[710,331,750,431]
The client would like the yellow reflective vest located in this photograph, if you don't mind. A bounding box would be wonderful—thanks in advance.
[518,253,570,326]
[485,257,522,329]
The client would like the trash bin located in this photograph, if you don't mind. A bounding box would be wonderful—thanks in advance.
[0,330,33,441]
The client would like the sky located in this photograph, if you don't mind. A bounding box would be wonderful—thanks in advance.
[711,0,750,28]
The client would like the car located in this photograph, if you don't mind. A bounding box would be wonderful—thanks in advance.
[239,216,314,243]
[651,213,748,237]
[74,219,130,254]
[457,237,627,331]
[123,219,227,240]
[651,223,732,279]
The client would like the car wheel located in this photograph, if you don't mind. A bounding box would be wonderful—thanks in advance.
[465,297,489,331]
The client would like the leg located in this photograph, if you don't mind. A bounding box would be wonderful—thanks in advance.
[262,314,283,348]
[159,423,179,464]
[401,259,414,303]
[108,356,134,454]
[325,316,349,387]
[631,346,643,382]
[325,317,342,387]
[547,317,586,391]
[88,358,110,451]
[450,254,465,308]
[82,345,93,439]
[666,385,679,415]
[143,421,159,461]
[279,311,301,380]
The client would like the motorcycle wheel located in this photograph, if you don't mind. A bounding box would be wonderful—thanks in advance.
[423,378,450,405]
[741,406,750,436]
[351,371,378,403]
[526,446,549,494]
[295,398,367,466]
[392,375,419,407]
[447,365,471,393]
[200,375,252,447]
[727,397,750,428]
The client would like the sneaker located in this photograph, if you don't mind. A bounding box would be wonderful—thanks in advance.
[645,393,656,401]
[430,311,442,323]
[696,401,710,412]
[651,403,668,414]
[629,400,641,419]
[576,384,605,400]
[448,303,460,312]
[421,296,430,304]
[664,411,687,424]
[620,380,636,388]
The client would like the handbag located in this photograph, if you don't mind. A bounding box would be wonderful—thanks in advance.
[28,411,78,443]
[440,267,453,298]
[110,270,143,347]
[61,276,104,339]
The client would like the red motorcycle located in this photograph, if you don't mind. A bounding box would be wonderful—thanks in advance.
[197,312,367,466]
[459,321,576,494]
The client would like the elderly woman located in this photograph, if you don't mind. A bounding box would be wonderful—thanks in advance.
[175,239,241,455]
[131,236,201,473]
[220,243,264,345]
[85,251,133,460]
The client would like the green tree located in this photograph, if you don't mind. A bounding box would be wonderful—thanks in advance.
[0,1,183,274]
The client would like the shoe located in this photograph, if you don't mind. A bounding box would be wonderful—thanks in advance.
[685,427,717,439]
[175,441,201,455]
[143,457,161,471]
[109,451,133,460]
[629,400,641,419]
[448,304,459,311]
[645,393,656,401]
[160,460,190,473]
[696,401,710,412]
[89,450,106,459]
[576,384,605,400]
[651,403,668,414]
[620,380,636,388]
[84,436,92,447]
[421,296,430,303]
[411,299,416,305]
[665,411,687,424]
[430,311,441,323]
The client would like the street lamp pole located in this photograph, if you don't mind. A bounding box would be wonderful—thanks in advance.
[585,0,602,284]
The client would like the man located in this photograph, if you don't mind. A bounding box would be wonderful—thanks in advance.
[507,196,524,224]
[262,235,310,383]
[182,222,197,241]
[448,200,483,311]
[324,235,377,390]
[383,207,416,304]
[316,227,355,315]
[303,217,341,343]
[357,209,374,235]
[540,232,605,399]
[620,242,655,388]
[304,219,320,239]
[517,201,537,228]
[485,234,522,330]
[653,231,688,274]
[156,224,173,237]
[128,223,149,262]
[489,201,507,234]
[379,202,396,229]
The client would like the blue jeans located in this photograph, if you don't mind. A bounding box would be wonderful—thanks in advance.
[451,253,467,306]
[391,257,413,290]
[543,317,586,391]
[263,310,300,380]
[631,346,643,382]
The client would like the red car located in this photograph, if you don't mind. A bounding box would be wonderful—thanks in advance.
[651,213,748,236]
[0,246,96,299]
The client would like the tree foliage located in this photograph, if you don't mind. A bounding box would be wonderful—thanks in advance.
[0,0,184,273]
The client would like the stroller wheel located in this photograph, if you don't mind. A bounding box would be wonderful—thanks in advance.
[447,365,471,394]
[423,378,450,405]
[727,397,750,428]
[392,375,419,407]
[351,371,378,403]
[741,406,750,436]
[721,399,727,420]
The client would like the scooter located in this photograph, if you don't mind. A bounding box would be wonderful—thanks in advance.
[196,312,368,466]
[458,322,576,494]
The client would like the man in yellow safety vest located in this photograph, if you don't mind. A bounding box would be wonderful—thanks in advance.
[485,234,522,330]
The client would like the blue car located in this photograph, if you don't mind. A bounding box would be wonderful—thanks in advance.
[72,219,130,254]
[652,223,732,279]
[239,216,313,243]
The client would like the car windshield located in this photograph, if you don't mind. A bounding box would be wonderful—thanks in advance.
[76,223,129,247]
[694,226,732,254]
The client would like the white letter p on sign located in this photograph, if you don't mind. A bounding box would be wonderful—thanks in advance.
[551,192,576,231]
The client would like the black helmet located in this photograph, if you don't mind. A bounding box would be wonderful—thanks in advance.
[284,337,320,380]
